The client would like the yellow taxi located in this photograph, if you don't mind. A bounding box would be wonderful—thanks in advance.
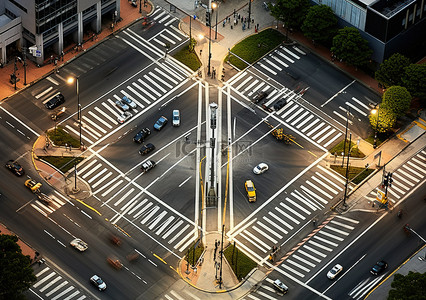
[245,180,256,202]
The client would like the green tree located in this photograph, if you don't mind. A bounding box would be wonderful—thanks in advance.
[402,64,426,99]
[369,105,396,133]
[0,234,37,299]
[382,86,412,117]
[375,53,410,88]
[331,27,372,67]
[301,5,337,45]
[270,0,310,38]
[388,271,426,300]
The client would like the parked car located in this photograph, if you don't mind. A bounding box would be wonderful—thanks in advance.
[245,180,256,202]
[121,96,137,109]
[253,163,268,175]
[253,91,268,103]
[139,143,155,155]
[172,110,180,127]
[327,264,343,279]
[117,112,133,124]
[133,128,151,143]
[154,116,168,130]
[90,275,106,291]
[115,99,130,111]
[272,279,288,294]
[45,94,65,109]
[370,260,388,275]
[273,99,287,111]
[141,160,156,173]
[5,160,24,176]
[70,238,88,252]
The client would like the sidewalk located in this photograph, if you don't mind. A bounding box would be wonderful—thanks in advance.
[0,0,152,101]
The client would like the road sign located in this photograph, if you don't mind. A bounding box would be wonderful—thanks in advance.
[35,50,41,57]
[376,190,387,204]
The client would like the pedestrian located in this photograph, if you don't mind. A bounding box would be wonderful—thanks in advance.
[234,19,236,26]
[199,49,202,56]
[215,240,217,248]
[223,20,226,27]
[238,13,240,20]
[233,9,236,18]
[61,51,64,61]
[257,24,259,30]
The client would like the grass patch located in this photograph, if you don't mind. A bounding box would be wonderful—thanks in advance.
[330,165,374,184]
[47,126,80,148]
[40,156,85,173]
[185,242,204,266]
[329,140,365,158]
[225,28,285,70]
[173,45,201,71]
[224,243,257,281]
[364,132,391,148]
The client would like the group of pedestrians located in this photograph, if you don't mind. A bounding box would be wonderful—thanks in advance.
[220,10,256,32]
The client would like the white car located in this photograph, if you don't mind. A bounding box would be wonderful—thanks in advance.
[253,163,269,174]
[70,238,88,252]
[327,264,343,279]
[272,279,288,294]
[90,275,106,291]
[172,110,180,127]
[115,99,130,111]
[121,96,137,109]
[117,111,133,124]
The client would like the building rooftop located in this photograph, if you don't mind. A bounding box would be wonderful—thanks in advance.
[370,0,416,18]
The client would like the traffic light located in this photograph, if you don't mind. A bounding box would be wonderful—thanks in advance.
[206,11,210,27]
[388,172,393,187]
[383,173,389,187]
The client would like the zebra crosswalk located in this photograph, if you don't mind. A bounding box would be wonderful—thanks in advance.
[229,71,342,149]
[365,148,426,204]
[348,274,387,300]
[31,265,88,300]
[75,157,198,254]
[30,191,70,216]
[228,164,355,263]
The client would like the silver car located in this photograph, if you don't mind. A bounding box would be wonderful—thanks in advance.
[70,238,88,252]
[121,96,137,109]
[253,163,269,174]
[115,99,130,111]
[117,111,133,124]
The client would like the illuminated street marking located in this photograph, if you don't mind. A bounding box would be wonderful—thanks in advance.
[82,163,102,179]
[286,197,311,215]
[280,203,306,220]
[271,55,289,67]
[135,79,159,99]
[282,46,301,59]
[33,272,57,288]
[301,118,319,133]
[263,216,288,235]
[287,259,311,272]
[242,230,269,252]
[293,254,317,267]
[253,226,278,244]
[275,206,300,224]
[154,67,178,85]
[298,249,322,263]
[324,225,349,236]
[308,240,332,252]
[276,48,295,63]
[257,221,283,239]
[318,230,344,241]
[88,110,113,128]
[282,264,305,277]
[269,212,293,230]
[307,179,335,198]
[302,245,327,258]
[122,88,145,108]
[317,128,336,144]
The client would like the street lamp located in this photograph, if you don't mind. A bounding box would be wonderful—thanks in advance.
[342,134,360,207]
[67,77,82,148]
[371,105,380,149]
[212,2,218,40]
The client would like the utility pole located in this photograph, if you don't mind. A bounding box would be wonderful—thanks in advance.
[248,0,251,29]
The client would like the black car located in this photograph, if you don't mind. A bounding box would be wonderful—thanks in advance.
[274,99,287,111]
[45,94,65,109]
[133,128,151,143]
[370,260,388,275]
[5,160,24,176]
[139,143,155,155]
[253,91,268,103]
[141,160,156,172]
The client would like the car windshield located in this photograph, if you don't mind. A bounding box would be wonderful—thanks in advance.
[330,268,337,274]
[157,120,164,125]
[96,278,103,285]
[247,186,254,191]
[173,116,179,120]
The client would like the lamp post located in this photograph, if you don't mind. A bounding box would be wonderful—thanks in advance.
[67,77,82,148]
[342,134,360,206]
[207,9,212,76]
[212,2,218,40]
[372,105,380,149]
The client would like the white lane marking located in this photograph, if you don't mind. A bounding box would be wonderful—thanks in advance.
[301,118,320,133]
[307,122,325,137]
[293,254,316,267]
[81,210,92,219]
[275,206,300,224]
[0,106,39,137]
[330,220,355,230]
[242,230,269,252]
[263,216,288,235]
[162,220,183,239]
[35,86,53,99]
[397,169,420,182]
[155,67,178,85]
[298,249,322,263]
[114,188,135,207]
[333,110,354,124]
[306,180,333,199]
[141,206,160,224]
[35,267,50,277]
[39,276,62,292]
[407,160,425,174]
[286,197,311,215]
[282,47,300,59]
[291,111,310,126]
[132,81,156,102]
[308,240,333,251]
[33,272,57,287]
[302,245,327,258]
[236,75,253,91]
[296,114,314,129]
[286,107,304,123]
[51,286,74,300]
[143,74,167,93]
[317,165,347,185]
[102,101,121,117]
[148,211,167,230]
[270,55,289,67]
[335,215,359,224]
[65,125,94,144]
[345,101,367,116]
[101,180,123,197]
[352,97,370,110]
[301,185,328,205]
[128,199,148,215]
[321,80,356,107]
[313,235,338,247]
[168,224,190,245]
[155,216,175,235]
[45,281,68,297]
[264,58,282,71]
[253,226,278,244]
[312,125,331,141]
[282,264,305,277]
[287,259,311,272]
[290,192,318,211]
[88,111,112,129]
[178,176,192,187]
[150,71,173,89]
[269,211,293,230]
[94,107,118,125]
[257,221,283,239]
[122,88,144,108]
[244,79,259,92]
[46,77,59,85]
[159,33,176,44]
[402,164,424,178]
[312,175,339,194]
[280,203,306,220]
[324,225,349,236]
[133,202,153,219]
[323,131,342,147]
[276,49,295,63]
[259,63,277,75]
[82,163,102,179]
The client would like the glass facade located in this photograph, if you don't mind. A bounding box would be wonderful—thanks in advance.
[35,0,77,35]
[315,0,367,30]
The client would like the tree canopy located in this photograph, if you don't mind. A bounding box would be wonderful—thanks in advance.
[270,0,310,35]
[301,5,337,45]
[388,271,426,300]
[382,86,412,117]
[402,63,426,99]
[331,27,372,67]
[369,105,397,133]
[0,234,37,299]
[375,53,411,88]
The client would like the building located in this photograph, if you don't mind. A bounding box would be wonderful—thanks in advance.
[313,0,426,62]
[0,0,120,66]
